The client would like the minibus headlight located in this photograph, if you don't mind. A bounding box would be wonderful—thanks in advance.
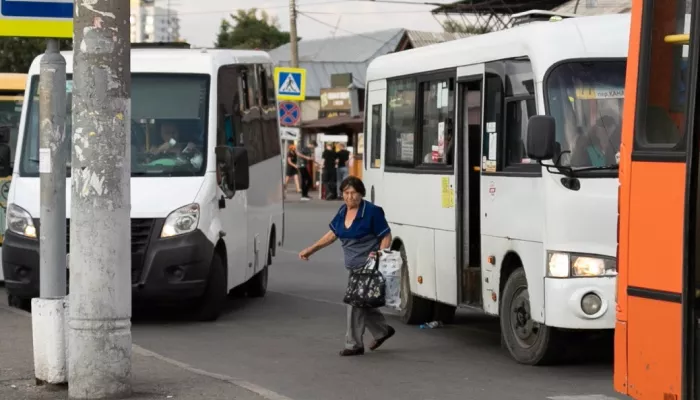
[547,251,617,277]
[7,204,37,239]
[161,203,200,238]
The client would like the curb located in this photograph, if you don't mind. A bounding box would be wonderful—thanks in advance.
[0,302,295,400]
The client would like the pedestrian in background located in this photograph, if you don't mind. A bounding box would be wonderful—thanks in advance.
[295,141,317,201]
[335,143,351,198]
[322,142,338,200]
[299,176,396,356]
[284,144,301,193]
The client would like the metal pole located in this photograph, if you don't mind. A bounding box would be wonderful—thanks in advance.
[289,0,299,68]
[31,37,69,387]
[69,0,132,397]
[39,39,67,299]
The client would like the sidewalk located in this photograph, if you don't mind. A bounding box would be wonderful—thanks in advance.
[0,304,272,400]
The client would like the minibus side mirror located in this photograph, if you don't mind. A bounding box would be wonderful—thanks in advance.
[231,146,249,191]
[215,146,250,199]
[526,115,556,161]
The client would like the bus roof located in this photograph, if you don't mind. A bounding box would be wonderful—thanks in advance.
[0,73,28,91]
[26,48,273,76]
[366,13,630,83]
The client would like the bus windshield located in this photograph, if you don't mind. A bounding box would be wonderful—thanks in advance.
[19,74,210,178]
[0,95,22,166]
[546,60,626,169]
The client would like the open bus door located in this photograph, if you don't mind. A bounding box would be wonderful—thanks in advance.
[615,0,700,399]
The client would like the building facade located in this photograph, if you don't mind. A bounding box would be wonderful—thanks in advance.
[130,0,181,43]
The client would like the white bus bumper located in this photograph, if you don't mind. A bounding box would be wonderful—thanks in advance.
[543,276,616,329]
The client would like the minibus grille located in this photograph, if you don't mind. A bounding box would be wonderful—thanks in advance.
[66,218,155,284]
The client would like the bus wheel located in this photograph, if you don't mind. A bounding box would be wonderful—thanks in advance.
[194,253,227,322]
[433,302,456,324]
[399,244,433,325]
[8,294,31,312]
[247,243,272,298]
[500,268,559,365]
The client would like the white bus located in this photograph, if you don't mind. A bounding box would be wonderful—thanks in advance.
[363,13,628,364]
[2,46,284,321]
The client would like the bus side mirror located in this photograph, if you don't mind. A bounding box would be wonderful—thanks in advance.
[526,115,556,161]
[231,146,249,191]
[215,146,249,199]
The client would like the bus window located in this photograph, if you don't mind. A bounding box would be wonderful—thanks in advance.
[636,0,691,147]
[420,78,454,165]
[546,60,626,168]
[370,104,382,168]
[385,78,416,166]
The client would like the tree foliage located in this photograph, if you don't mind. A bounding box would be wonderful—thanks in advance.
[0,37,72,73]
[442,20,491,35]
[215,8,292,50]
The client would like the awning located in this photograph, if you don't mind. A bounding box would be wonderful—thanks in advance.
[301,113,364,133]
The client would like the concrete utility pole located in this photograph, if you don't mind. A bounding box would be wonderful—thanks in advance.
[289,0,299,67]
[69,0,132,398]
[32,38,68,387]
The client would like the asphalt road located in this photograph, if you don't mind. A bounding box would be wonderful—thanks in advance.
[127,196,625,400]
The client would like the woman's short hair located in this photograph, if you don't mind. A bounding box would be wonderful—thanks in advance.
[340,176,366,197]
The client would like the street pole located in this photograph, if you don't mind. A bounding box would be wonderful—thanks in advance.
[32,37,68,386]
[69,0,132,398]
[289,0,299,67]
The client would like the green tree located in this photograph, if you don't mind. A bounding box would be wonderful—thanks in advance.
[0,37,72,73]
[215,9,292,50]
[442,20,491,35]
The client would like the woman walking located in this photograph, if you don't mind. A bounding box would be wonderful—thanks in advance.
[284,144,301,193]
[299,176,396,356]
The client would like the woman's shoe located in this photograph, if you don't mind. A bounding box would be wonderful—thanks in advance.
[369,326,396,351]
[339,348,364,356]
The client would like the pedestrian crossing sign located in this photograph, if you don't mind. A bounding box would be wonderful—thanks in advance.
[275,67,306,102]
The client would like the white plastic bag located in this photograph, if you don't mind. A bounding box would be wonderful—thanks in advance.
[377,249,403,310]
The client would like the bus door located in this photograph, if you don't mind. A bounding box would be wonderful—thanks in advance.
[456,64,485,307]
[365,81,387,204]
[683,2,700,398]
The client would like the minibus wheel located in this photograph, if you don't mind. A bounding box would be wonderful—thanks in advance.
[499,267,560,365]
[399,244,433,325]
[8,294,31,312]
[194,253,227,322]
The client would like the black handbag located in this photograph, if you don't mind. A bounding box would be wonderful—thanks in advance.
[343,253,386,308]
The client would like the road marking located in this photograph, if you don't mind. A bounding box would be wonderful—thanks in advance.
[132,345,296,400]
[548,396,622,400]
[0,302,297,400]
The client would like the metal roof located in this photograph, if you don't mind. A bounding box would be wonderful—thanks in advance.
[268,29,404,97]
[552,0,631,15]
[431,0,569,14]
[403,31,472,48]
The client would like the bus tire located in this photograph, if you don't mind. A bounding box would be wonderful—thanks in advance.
[8,294,31,312]
[499,267,560,365]
[194,253,227,322]
[433,302,456,324]
[399,244,433,325]
[247,243,272,298]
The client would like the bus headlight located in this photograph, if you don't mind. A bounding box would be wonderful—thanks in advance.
[7,204,37,239]
[547,251,617,278]
[161,203,199,238]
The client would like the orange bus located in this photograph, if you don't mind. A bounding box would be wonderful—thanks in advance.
[615,0,697,399]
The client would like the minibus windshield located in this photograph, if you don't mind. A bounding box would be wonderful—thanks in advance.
[19,73,210,177]
[546,60,626,170]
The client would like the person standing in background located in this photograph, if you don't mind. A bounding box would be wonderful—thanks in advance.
[284,144,301,193]
[336,143,351,198]
[296,141,318,201]
[322,142,338,200]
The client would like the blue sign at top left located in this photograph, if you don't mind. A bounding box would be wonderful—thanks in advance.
[0,0,74,38]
